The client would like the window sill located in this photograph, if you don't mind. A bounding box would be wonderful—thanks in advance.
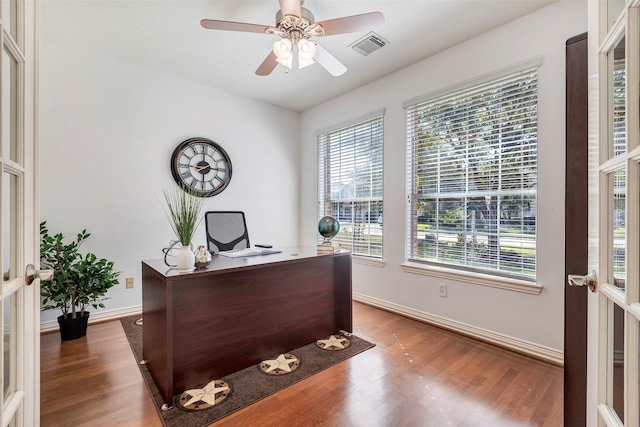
[400,262,542,295]
[353,257,385,268]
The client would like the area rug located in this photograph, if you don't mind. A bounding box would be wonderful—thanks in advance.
[121,316,375,427]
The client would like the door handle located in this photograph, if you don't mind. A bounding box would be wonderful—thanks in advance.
[25,264,53,286]
[567,270,597,293]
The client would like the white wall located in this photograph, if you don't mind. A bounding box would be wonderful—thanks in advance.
[300,1,586,355]
[39,41,300,323]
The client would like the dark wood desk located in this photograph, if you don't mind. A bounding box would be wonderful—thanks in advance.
[142,246,352,405]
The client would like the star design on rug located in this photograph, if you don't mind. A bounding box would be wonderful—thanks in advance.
[182,380,230,407]
[259,353,300,375]
[316,334,350,351]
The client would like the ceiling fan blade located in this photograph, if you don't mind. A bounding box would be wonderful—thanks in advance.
[255,51,279,76]
[316,12,385,36]
[201,19,272,34]
[313,43,347,77]
[279,0,302,17]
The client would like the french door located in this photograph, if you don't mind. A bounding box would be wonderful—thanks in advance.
[0,0,39,426]
[587,1,640,426]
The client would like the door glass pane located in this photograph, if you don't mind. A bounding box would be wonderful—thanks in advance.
[609,301,625,422]
[610,36,626,158]
[2,173,14,282]
[2,48,17,162]
[608,0,625,30]
[1,0,17,41]
[3,293,15,401]
[612,169,626,290]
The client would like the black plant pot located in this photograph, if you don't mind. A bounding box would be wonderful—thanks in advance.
[57,312,90,341]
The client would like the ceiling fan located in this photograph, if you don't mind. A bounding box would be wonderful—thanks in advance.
[200,0,384,77]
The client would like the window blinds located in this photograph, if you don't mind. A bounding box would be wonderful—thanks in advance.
[405,67,538,280]
[318,113,384,258]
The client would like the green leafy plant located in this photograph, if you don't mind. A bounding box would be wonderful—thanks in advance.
[40,221,120,319]
[163,185,207,246]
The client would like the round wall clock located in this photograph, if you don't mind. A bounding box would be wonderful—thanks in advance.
[170,137,232,197]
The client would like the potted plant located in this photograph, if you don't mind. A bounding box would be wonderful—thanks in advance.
[40,221,120,340]
[163,185,207,272]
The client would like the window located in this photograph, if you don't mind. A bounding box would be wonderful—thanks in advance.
[405,66,538,280]
[318,111,384,259]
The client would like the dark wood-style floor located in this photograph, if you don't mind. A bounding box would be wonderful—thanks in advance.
[41,302,563,426]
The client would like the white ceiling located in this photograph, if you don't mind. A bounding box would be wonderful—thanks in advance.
[40,0,556,112]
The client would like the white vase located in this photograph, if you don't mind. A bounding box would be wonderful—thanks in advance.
[176,245,195,273]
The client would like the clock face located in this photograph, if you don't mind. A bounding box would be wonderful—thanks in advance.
[170,137,232,197]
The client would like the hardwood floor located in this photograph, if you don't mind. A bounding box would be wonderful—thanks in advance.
[41,302,563,426]
[40,316,162,427]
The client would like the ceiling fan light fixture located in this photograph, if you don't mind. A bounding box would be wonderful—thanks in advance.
[297,56,315,69]
[277,56,293,69]
[273,38,293,59]
[272,38,293,69]
[297,39,317,69]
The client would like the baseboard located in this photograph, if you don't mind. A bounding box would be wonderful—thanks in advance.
[353,293,563,366]
[40,305,142,334]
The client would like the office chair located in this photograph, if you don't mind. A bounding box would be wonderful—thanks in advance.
[205,211,250,253]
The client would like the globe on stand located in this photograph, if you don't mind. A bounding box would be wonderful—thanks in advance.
[318,216,340,243]
[317,216,341,254]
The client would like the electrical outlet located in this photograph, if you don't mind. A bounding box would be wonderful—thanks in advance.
[126,277,134,289]
[438,283,447,298]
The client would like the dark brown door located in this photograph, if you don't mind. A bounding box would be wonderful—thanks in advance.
[564,32,588,427]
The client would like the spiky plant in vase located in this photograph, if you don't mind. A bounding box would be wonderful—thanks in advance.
[163,185,207,272]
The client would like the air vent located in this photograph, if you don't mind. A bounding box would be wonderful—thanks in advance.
[349,31,388,56]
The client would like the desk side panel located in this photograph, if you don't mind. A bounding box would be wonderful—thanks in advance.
[333,252,352,332]
[142,262,173,405]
